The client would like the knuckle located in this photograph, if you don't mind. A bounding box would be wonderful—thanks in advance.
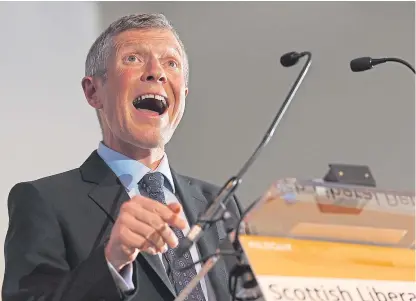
[158,223,168,233]
[119,226,130,242]
[151,206,163,216]
[120,201,132,213]
[146,229,157,240]
[132,195,145,204]
[135,238,145,250]
[118,214,129,225]
[153,240,164,248]
[134,205,144,216]
[121,201,143,218]
[149,216,162,229]
[136,241,144,250]
[150,235,163,247]
[148,232,163,246]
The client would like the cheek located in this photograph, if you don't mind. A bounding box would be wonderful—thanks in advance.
[178,91,186,112]
[171,76,186,99]
[103,73,133,120]
[110,69,137,97]
[171,86,186,112]
[171,89,186,125]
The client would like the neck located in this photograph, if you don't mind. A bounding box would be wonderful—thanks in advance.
[102,137,165,170]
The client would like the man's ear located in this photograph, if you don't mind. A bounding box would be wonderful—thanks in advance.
[81,76,103,109]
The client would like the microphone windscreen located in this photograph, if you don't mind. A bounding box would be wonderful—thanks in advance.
[350,57,372,72]
[280,52,300,67]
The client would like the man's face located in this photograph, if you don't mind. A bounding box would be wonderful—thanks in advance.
[83,28,188,150]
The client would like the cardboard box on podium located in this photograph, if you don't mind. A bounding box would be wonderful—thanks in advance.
[239,178,415,301]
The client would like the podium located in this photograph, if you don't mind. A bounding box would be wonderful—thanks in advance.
[238,178,415,301]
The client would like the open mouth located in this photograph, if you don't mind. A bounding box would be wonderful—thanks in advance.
[132,94,169,115]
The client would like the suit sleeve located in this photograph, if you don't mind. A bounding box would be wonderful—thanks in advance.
[2,182,138,301]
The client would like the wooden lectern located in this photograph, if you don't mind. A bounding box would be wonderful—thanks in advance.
[239,178,415,301]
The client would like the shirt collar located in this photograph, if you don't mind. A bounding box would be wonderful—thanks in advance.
[97,142,175,194]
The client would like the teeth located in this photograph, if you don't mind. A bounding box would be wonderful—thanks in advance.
[137,94,166,102]
[133,93,168,113]
[134,94,168,109]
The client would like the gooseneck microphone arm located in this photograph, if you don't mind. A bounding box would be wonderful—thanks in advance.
[175,51,312,258]
[383,58,415,73]
[350,56,415,74]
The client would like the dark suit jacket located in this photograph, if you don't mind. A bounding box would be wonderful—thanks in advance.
[2,150,242,301]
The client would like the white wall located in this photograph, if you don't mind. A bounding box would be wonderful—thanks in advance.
[100,1,415,203]
[0,1,101,289]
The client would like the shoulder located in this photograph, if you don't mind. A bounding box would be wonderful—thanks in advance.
[8,150,100,204]
[180,174,222,196]
[174,172,243,216]
[6,166,89,216]
[6,168,80,224]
[11,167,83,197]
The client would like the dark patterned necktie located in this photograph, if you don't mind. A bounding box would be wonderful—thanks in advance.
[138,172,206,301]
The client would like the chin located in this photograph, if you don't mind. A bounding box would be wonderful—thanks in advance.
[129,132,170,150]
[132,139,163,150]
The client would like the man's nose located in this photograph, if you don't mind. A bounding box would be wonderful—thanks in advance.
[140,59,167,84]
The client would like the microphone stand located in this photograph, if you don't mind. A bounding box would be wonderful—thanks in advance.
[174,253,221,301]
[174,51,313,301]
[176,51,312,258]
[381,57,415,74]
[174,216,255,301]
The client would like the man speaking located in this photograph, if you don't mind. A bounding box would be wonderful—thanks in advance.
[2,13,241,301]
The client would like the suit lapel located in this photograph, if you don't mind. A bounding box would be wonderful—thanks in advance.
[80,151,176,297]
[172,170,231,301]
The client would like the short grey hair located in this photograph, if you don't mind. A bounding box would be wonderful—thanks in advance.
[84,13,189,134]
[85,13,189,85]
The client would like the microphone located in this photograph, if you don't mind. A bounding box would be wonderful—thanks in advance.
[280,51,308,67]
[175,50,312,258]
[350,56,415,74]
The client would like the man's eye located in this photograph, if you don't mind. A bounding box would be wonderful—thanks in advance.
[126,55,139,63]
[168,60,178,68]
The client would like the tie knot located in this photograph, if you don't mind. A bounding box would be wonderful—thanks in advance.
[139,172,165,202]
[140,171,164,189]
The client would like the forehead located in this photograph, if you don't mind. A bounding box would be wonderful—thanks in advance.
[112,29,182,55]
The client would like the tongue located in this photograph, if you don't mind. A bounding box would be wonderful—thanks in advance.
[137,108,159,116]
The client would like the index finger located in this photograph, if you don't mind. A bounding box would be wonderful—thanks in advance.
[133,196,187,229]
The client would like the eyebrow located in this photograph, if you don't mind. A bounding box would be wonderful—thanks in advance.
[117,42,182,57]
